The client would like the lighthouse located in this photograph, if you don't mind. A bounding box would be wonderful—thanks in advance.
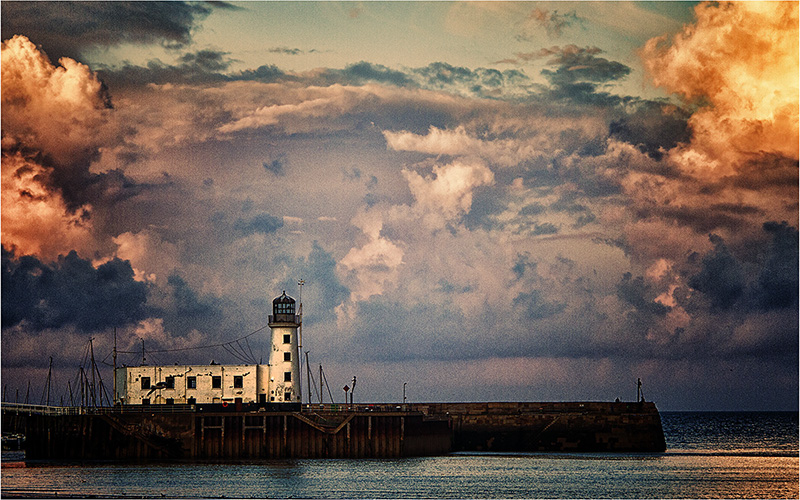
[268,291,301,403]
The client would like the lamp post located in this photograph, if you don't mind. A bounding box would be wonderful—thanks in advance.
[403,382,407,410]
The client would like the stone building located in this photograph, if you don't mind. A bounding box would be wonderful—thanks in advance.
[114,291,301,406]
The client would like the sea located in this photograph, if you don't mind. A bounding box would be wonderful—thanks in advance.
[1,411,797,499]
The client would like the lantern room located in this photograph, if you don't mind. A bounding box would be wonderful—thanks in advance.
[270,291,297,323]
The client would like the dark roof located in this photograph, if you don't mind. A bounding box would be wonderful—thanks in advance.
[273,291,295,304]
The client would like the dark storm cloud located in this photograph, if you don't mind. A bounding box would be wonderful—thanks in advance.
[166,274,222,320]
[1,246,149,332]
[609,101,691,158]
[1,1,227,61]
[635,204,751,235]
[755,221,798,310]
[233,213,284,236]
[234,64,287,82]
[463,185,511,231]
[97,51,236,87]
[178,49,234,72]
[616,273,670,316]
[412,62,529,96]
[540,45,631,85]
[56,166,155,214]
[688,234,747,310]
[296,242,350,326]
[341,62,415,87]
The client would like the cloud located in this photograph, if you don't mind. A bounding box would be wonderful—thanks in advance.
[1,3,796,410]
[234,213,284,236]
[403,160,495,224]
[1,35,112,167]
[268,46,318,56]
[540,45,631,85]
[520,8,583,39]
[2,247,149,332]
[1,154,97,260]
[338,210,405,303]
[1,35,154,263]
[263,155,287,176]
[641,1,799,168]
[756,221,799,310]
[342,61,415,87]
[1,1,223,61]
[384,126,538,167]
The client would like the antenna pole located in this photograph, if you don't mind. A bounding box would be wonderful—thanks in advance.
[305,351,312,405]
[113,328,118,405]
[297,279,304,405]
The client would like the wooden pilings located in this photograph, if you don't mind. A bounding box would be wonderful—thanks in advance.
[24,411,452,460]
[192,413,445,458]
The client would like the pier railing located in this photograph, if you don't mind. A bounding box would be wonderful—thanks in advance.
[1,402,197,416]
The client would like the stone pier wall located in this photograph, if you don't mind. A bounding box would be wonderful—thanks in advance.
[410,401,667,452]
[22,401,666,459]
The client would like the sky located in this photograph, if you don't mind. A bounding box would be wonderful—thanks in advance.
[1,1,797,411]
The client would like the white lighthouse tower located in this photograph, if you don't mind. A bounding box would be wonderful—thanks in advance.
[268,291,301,404]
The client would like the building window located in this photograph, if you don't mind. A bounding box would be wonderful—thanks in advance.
[284,352,291,362]
[259,394,267,404]
[283,334,291,344]
[142,398,150,405]
[234,376,243,388]
[166,398,174,405]
[141,377,151,390]
[284,392,292,401]
[284,372,292,382]
[212,376,222,389]
[187,376,196,389]
[165,376,175,389]
[188,397,196,405]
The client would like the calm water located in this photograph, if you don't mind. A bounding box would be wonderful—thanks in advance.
[2,412,797,499]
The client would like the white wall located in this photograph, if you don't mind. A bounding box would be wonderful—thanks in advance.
[116,364,263,404]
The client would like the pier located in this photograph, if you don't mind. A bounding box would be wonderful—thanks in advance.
[3,400,665,459]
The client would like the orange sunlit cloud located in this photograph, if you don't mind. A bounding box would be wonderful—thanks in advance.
[1,153,96,260]
[642,1,799,171]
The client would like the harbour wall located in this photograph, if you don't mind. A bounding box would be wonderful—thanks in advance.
[18,401,666,459]
[23,410,451,460]
[411,401,667,452]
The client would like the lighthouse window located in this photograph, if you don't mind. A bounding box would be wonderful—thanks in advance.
[284,352,291,362]
[165,376,175,389]
[283,334,291,344]
[141,377,151,390]
[284,372,292,382]
[234,376,243,388]
[187,376,196,389]
[212,376,222,389]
